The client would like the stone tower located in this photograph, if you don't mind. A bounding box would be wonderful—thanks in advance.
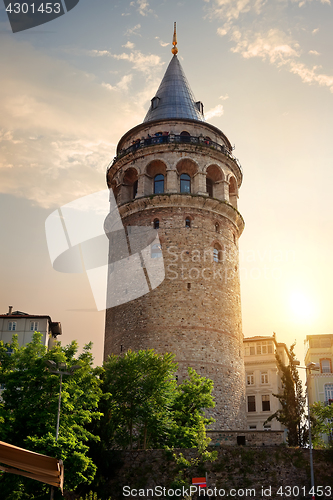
[104,28,246,430]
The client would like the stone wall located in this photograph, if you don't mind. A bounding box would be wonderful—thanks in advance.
[104,194,246,430]
[102,447,333,499]
[207,430,285,447]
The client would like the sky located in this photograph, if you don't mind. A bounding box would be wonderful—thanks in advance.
[0,0,333,368]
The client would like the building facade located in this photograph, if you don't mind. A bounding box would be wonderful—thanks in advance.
[104,32,246,429]
[304,334,333,406]
[244,334,289,432]
[0,306,62,350]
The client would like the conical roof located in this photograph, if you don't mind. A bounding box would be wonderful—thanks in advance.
[143,55,205,123]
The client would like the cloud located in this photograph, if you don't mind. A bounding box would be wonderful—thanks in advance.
[205,0,267,23]
[0,39,147,208]
[136,0,154,16]
[102,74,133,92]
[219,94,229,100]
[289,62,333,91]
[308,50,320,55]
[155,36,170,47]
[205,104,224,119]
[109,50,164,75]
[125,24,141,36]
[230,28,300,65]
[123,41,135,49]
[228,28,333,92]
[210,0,333,93]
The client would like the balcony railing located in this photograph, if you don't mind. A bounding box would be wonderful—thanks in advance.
[108,133,243,174]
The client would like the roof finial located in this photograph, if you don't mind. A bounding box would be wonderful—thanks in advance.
[172,22,178,55]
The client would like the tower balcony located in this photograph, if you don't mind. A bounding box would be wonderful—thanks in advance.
[107,132,242,180]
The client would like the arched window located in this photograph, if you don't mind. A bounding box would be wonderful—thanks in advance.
[154,174,164,194]
[154,219,159,229]
[133,180,138,199]
[180,173,191,193]
[180,131,190,143]
[185,217,191,228]
[151,243,162,259]
[206,178,213,197]
[213,244,222,262]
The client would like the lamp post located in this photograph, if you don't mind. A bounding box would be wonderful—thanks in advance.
[294,362,319,500]
[45,360,80,499]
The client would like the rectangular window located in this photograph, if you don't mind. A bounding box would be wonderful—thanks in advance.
[263,424,271,430]
[30,321,39,331]
[245,345,255,356]
[247,395,256,412]
[262,395,270,411]
[325,384,333,403]
[247,373,254,385]
[249,425,257,430]
[321,359,332,374]
[256,341,273,355]
[261,372,269,384]
[8,321,17,331]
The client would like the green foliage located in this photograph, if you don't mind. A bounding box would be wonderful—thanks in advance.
[168,426,217,498]
[265,342,306,446]
[0,333,102,496]
[311,401,333,446]
[97,350,215,451]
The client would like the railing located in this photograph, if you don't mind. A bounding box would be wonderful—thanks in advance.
[107,133,243,174]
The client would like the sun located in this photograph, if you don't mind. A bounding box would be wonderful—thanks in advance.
[289,291,317,322]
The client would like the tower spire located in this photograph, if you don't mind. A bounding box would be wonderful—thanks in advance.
[171,21,178,55]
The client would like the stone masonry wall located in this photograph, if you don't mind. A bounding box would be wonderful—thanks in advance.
[102,447,333,500]
[104,195,246,430]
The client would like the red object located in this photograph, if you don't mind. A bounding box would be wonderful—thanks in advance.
[192,477,206,487]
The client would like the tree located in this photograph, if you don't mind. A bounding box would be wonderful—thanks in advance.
[168,367,215,449]
[311,401,333,446]
[97,350,215,451]
[265,342,306,446]
[0,333,102,498]
[99,349,177,450]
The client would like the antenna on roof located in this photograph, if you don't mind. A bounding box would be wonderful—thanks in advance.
[172,22,178,55]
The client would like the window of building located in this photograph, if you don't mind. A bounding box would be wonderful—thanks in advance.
[324,384,333,403]
[30,321,39,331]
[206,178,213,197]
[180,173,191,193]
[263,424,271,430]
[154,174,164,194]
[133,180,138,199]
[153,219,159,230]
[247,373,254,385]
[8,321,17,331]
[261,372,269,384]
[262,395,270,411]
[151,243,162,259]
[244,344,255,356]
[256,341,273,355]
[215,222,219,233]
[180,131,191,143]
[213,248,219,263]
[185,217,191,228]
[249,425,257,430]
[247,395,256,412]
[321,359,332,374]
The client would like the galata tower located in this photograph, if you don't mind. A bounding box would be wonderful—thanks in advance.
[104,25,246,430]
